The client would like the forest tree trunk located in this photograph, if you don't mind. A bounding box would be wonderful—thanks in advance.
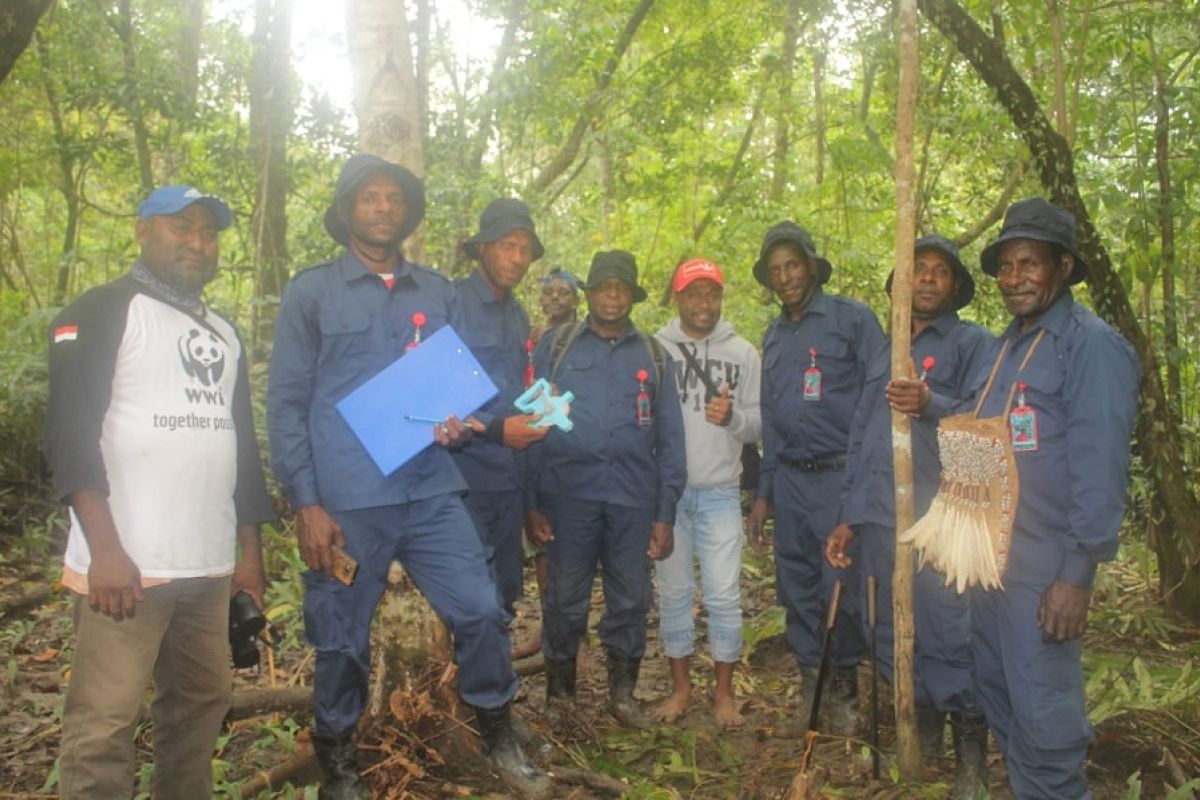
[249,0,294,356]
[919,0,1200,621]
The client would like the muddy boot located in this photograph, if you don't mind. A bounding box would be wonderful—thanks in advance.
[473,702,554,800]
[605,646,652,729]
[311,730,368,800]
[917,704,947,758]
[949,712,988,800]
[544,656,577,732]
[826,665,862,737]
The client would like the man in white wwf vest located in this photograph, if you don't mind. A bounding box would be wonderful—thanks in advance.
[44,185,274,799]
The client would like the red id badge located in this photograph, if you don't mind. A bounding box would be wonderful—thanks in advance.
[1010,407,1038,451]
[635,369,653,427]
[803,347,822,401]
[803,368,823,401]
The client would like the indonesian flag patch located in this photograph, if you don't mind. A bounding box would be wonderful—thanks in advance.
[53,325,79,343]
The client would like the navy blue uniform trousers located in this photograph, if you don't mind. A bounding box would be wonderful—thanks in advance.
[774,465,863,668]
[540,494,655,662]
[857,523,977,712]
[462,488,525,615]
[303,494,518,735]
[972,580,1092,799]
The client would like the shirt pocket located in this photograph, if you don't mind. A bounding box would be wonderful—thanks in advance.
[809,334,856,389]
[1015,364,1064,406]
[317,308,375,375]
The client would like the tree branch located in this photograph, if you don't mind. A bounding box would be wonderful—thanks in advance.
[528,0,655,193]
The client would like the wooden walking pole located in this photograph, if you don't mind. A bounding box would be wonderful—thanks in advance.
[891,0,922,781]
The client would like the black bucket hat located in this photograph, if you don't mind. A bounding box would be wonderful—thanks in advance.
[582,250,647,303]
[753,221,833,288]
[461,198,545,261]
[323,154,426,246]
[980,198,1089,285]
[886,234,975,310]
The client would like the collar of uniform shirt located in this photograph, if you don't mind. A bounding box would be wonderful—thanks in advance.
[1000,288,1074,340]
[337,250,417,286]
[921,308,962,338]
[776,288,831,325]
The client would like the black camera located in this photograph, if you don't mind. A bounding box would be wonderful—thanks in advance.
[229,592,266,669]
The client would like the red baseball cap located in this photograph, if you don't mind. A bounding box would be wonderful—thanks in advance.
[672,258,724,293]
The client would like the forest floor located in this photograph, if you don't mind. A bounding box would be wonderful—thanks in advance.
[1,525,1198,799]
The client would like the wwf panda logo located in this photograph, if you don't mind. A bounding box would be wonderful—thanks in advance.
[178,328,226,386]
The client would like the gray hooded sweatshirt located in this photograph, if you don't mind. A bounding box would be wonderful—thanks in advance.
[655,318,762,488]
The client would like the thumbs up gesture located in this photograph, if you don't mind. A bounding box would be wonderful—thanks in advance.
[704,382,734,427]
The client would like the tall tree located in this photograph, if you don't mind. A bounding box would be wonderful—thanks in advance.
[104,0,154,193]
[0,0,52,85]
[918,0,1200,620]
[248,0,294,355]
[347,0,426,260]
[770,0,802,202]
[528,0,654,193]
[34,30,83,305]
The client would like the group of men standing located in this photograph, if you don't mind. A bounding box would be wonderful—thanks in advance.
[43,149,1139,800]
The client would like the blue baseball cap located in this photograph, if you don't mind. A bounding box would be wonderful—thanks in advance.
[138,185,233,231]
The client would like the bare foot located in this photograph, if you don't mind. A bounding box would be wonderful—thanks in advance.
[713,691,744,729]
[511,626,541,659]
[653,689,693,722]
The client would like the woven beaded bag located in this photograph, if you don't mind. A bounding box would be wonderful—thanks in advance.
[900,331,1044,593]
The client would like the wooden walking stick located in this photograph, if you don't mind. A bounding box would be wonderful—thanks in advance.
[788,579,844,799]
[891,0,922,779]
[867,574,880,780]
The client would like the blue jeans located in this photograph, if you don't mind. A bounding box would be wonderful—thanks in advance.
[655,485,744,663]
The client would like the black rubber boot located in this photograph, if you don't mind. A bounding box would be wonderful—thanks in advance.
[544,656,577,732]
[950,712,988,800]
[311,730,368,800]
[826,665,862,737]
[474,702,554,800]
[605,646,652,729]
[917,703,947,758]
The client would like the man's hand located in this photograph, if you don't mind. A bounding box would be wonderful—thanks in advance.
[296,504,346,576]
[231,525,267,609]
[704,383,733,427]
[885,378,930,416]
[1038,580,1091,642]
[433,415,474,448]
[88,547,143,621]
[825,523,855,569]
[502,414,549,450]
[747,497,773,551]
[525,509,555,546]
[648,522,674,560]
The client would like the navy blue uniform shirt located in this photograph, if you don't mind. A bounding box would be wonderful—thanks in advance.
[929,290,1139,588]
[525,320,687,523]
[839,310,994,528]
[758,290,885,501]
[451,269,530,492]
[267,251,467,512]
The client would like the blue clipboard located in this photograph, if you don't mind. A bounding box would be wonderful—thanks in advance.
[336,325,498,476]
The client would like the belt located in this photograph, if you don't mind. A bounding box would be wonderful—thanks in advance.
[780,453,848,472]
